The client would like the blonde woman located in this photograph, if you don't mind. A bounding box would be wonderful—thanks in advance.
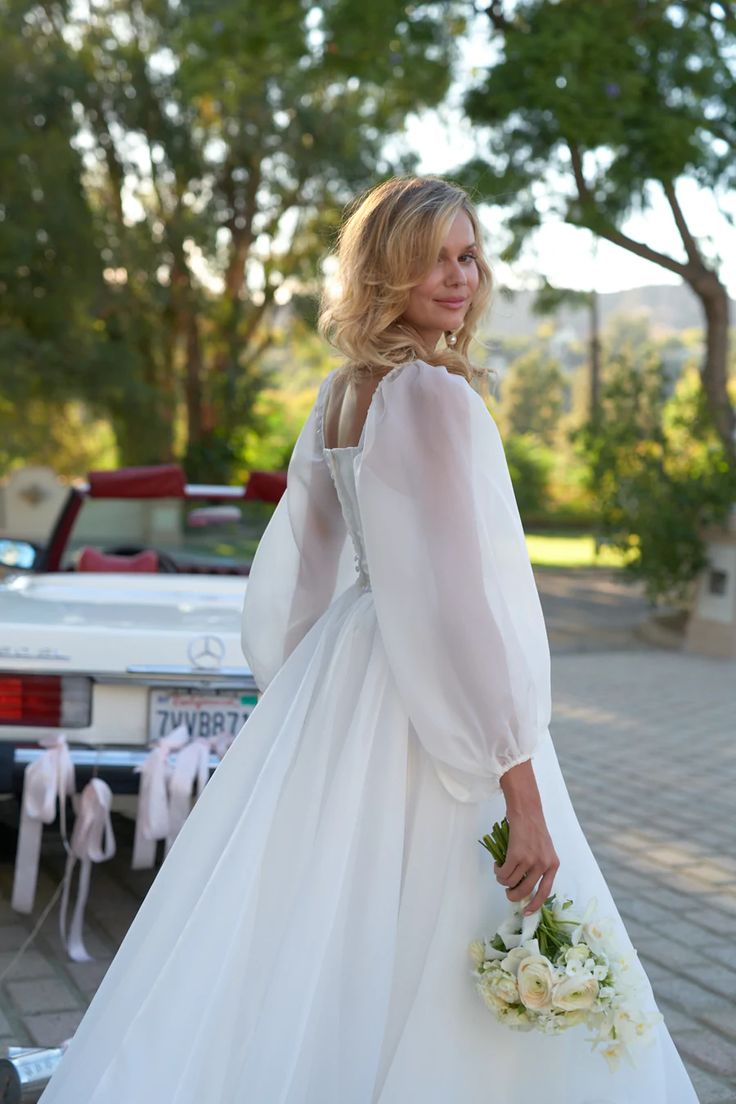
[41,177,698,1103]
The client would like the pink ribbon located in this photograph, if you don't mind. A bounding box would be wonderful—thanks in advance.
[12,735,76,914]
[59,778,116,962]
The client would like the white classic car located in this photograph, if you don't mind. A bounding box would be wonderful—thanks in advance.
[0,463,285,796]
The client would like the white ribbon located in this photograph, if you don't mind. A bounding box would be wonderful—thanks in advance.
[12,735,76,914]
[59,778,116,962]
[165,737,211,854]
[131,726,235,868]
[131,725,190,869]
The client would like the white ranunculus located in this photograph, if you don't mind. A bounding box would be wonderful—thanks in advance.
[551,975,599,1011]
[501,945,533,977]
[517,955,556,1012]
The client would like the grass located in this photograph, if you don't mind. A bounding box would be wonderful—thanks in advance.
[525,531,632,570]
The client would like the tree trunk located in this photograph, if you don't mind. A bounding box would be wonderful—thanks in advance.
[589,288,601,423]
[185,310,204,447]
[688,269,734,461]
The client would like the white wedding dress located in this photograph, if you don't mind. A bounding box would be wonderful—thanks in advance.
[41,360,699,1103]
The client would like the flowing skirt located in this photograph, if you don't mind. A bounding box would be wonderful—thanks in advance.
[41,583,699,1103]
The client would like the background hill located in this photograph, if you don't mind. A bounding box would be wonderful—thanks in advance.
[486,283,735,342]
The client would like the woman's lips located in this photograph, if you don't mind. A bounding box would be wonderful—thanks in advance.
[435,298,466,308]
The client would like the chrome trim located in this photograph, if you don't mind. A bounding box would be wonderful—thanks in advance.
[1,666,257,689]
[13,745,224,771]
[127,664,255,682]
[73,482,244,498]
[185,483,245,498]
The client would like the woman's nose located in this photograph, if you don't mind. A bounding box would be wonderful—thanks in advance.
[445,260,466,284]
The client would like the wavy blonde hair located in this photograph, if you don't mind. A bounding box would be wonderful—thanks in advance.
[318,175,493,384]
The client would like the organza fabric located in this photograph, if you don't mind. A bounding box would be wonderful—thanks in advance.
[42,360,698,1103]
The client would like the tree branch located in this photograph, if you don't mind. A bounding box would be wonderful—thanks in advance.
[482,0,512,32]
[661,179,702,266]
[567,140,691,279]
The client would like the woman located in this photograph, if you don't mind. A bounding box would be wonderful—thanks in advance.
[41,176,698,1102]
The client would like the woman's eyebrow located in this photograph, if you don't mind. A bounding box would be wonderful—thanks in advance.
[439,242,477,254]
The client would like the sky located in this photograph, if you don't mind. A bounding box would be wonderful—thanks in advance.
[403,18,736,300]
[403,107,736,300]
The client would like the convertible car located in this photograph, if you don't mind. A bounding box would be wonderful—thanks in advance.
[0,463,285,796]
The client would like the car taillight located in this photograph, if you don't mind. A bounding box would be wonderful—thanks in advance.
[0,675,92,727]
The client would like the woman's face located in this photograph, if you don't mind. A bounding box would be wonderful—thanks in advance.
[401,210,480,349]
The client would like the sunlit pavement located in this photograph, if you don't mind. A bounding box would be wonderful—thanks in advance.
[551,649,736,1102]
[0,570,734,1101]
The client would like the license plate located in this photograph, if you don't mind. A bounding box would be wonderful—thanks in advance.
[148,688,258,742]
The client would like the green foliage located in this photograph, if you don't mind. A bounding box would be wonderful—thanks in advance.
[503,433,554,518]
[499,349,568,445]
[464,1,736,233]
[577,354,736,604]
[1,0,457,478]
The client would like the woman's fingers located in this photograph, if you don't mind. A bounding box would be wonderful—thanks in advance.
[525,865,558,914]
[505,864,544,902]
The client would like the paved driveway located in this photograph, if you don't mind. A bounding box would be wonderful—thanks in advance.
[0,569,734,1101]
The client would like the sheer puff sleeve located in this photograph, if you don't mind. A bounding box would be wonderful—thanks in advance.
[241,372,354,693]
[357,360,551,803]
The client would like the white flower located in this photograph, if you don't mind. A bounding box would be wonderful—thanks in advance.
[486,970,521,1005]
[496,915,523,950]
[501,939,539,977]
[497,1003,535,1031]
[517,955,556,1012]
[469,940,485,968]
[551,975,599,1011]
[582,917,616,956]
[570,897,598,946]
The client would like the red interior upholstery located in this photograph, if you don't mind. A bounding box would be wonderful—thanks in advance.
[88,465,186,499]
[244,470,287,504]
[76,547,160,573]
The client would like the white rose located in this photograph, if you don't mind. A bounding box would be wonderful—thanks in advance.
[517,955,556,1012]
[478,975,513,1013]
[488,970,520,1005]
[552,975,599,1011]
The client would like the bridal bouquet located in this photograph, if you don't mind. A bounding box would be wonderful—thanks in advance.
[470,818,662,1070]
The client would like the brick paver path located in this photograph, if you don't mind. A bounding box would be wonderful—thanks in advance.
[552,649,736,1103]
[0,572,734,1101]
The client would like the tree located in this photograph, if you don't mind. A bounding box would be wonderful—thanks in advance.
[532,280,601,422]
[499,347,567,445]
[462,0,736,460]
[578,348,736,603]
[0,1,102,415]
[55,0,457,476]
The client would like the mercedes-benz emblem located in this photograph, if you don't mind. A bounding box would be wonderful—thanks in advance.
[187,634,226,670]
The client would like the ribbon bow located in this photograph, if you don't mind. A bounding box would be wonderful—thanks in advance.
[131,725,232,869]
[12,735,76,914]
[59,778,116,962]
[131,725,190,869]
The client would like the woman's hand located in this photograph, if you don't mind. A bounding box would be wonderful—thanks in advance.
[496,760,559,915]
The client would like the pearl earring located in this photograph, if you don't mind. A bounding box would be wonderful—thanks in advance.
[445,330,458,348]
